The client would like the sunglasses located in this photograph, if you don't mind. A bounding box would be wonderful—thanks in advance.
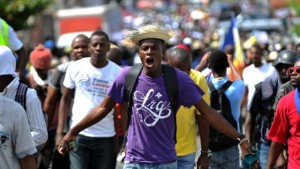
[288,66,300,75]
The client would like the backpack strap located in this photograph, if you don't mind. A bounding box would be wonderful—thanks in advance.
[208,80,232,114]
[162,64,178,143]
[125,64,143,128]
[162,64,178,113]
[208,80,232,92]
[219,80,232,93]
[15,83,29,111]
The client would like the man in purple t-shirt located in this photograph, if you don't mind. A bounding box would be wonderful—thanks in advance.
[57,25,253,168]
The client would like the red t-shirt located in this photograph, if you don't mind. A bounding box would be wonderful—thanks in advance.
[268,90,300,168]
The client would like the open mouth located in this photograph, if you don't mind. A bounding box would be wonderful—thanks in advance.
[146,57,154,65]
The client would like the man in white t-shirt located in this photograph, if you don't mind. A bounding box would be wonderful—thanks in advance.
[0,94,37,169]
[242,44,279,146]
[242,44,279,111]
[56,30,122,169]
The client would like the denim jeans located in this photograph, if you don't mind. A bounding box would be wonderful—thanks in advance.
[208,146,239,169]
[177,152,195,169]
[69,135,114,169]
[123,161,177,169]
[259,142,270,169]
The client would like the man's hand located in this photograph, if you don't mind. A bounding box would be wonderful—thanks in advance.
[275,152,286,169]
[197,153,209,169]
[240,140,254,158]
[57,131,77,155]
[55,133,64,148]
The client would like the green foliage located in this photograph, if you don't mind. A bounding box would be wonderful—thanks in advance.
[0,0,52,31]
[290,0,300,15]
[289,0,300,36]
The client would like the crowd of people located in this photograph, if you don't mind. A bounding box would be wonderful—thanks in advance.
[1,6,300,169]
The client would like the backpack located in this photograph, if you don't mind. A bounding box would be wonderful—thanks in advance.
[15,82,48,127]
[250,79,278,145]
[208,80,239,151]
[125,63,178,142]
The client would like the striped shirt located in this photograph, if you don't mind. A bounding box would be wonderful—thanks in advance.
[1,76,47,146]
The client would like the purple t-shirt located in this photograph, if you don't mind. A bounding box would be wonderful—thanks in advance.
[108,66,204,163]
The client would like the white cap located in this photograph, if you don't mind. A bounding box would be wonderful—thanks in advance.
[0,45,17,76]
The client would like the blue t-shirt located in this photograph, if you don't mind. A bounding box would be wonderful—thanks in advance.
[211,77,245,132]
[108,66,204,163]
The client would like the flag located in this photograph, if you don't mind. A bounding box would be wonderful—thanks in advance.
[221,14,245,66]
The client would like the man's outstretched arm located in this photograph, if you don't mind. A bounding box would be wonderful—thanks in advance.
[58,96,116,155]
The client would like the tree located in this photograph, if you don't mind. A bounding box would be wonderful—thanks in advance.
[290,0,300,36]
[0,0,52,31]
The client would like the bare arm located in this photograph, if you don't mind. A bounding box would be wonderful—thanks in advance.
[195,55,209,72]
[15,46,28,80]
[19,155,36,169]
[113,106,119,155]
[196,114,209,169]
[58,96,116,155]
[244,111,255,144]
[194,99,252,156]
[227,54,242,80]
[43,86,59,129]
[266,142,284,169]
[56,87,74,146]
[119,102,128,132]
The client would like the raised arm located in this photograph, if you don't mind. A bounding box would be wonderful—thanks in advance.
[58,96,116,155]
[227,54,242,80]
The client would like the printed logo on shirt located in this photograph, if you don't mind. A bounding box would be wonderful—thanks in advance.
[0,132,9,150]
[77,74,111,97]
[133,89,171,127]
[78,74,91,86]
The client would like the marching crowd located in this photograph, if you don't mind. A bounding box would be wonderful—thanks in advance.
[1,10,300,169]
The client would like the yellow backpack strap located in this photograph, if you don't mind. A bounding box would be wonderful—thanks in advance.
[0,19,9,46]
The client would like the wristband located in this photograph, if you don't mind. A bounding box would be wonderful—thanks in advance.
[239,138,248,145]
[201,150,209,155]
[237,134,246,142]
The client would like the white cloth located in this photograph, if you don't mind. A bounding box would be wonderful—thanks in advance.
[1,76,48,146]
[242,62,279,110]
[0,94,36,169]
[63,58,122,137]
[0,45,17,76]
[4,19,23,51]
[29,66,51,86]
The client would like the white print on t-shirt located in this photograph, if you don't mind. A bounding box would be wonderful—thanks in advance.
[133,89,171,127]
[77,74,111,98]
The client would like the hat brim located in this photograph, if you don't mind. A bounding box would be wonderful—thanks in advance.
[131,32,171,44]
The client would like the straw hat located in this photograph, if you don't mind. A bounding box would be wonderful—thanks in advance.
[125,24,176,45]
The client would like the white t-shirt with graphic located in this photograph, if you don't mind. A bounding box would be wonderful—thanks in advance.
[64,57,122,137]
